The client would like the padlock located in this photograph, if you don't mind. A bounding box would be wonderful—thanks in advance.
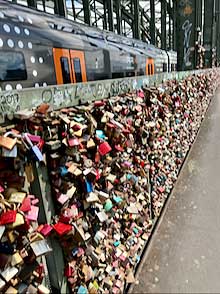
[26,134,41,144]
[2,146,17,158]
[25,163,35,183]
[0,131,20,158]
[45,140,61,151]
[0,135,17,150]
[23,133,44,162]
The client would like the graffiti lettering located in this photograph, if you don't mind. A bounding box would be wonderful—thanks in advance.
[0,93,20,115]
[40,79,134,107]
[42,89,52,103]
[53,88,64,107]
[182,20,192,67]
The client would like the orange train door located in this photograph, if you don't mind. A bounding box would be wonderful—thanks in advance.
[53,48,87,85]
[146,58,155,76]
[53,48,73,85]
[70,50,87,83]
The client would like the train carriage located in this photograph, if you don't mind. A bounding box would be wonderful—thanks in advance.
[0,0,177,91]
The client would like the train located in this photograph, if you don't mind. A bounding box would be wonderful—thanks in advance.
[0,0,177,91]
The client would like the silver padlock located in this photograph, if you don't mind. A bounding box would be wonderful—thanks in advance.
[2,145,17,157]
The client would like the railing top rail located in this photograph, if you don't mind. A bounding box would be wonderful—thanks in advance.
[0,69,209,122]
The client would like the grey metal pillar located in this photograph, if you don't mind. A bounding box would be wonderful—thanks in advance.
[194,0,201,68]
[107,0,114,31]
[161,0,167,50]
[93,0,98,27]
[150,0,156,45]
[42,0,46,12]
[176,0,196,70]
[27,0,37,8]
[203,0,215,67]
[116,0,122,34]
[103,1,108,30]
[173,0,177,51]
[196,0,202,30]
[82,0,91,25]
[133,0,140,39]
[211,0,217,67]
[216,0,220,65]
[168,0,172,50]
[31,163,67,293]
[71,0,76,20]
[54,0,67,17]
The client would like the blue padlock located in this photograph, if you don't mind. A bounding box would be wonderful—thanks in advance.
[85,180,93,193]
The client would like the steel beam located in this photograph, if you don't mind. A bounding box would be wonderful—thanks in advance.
[24,0,161,45]
[161,0,167,50]
[115,0,122,34]
[91,0,159,43]
[133,0,140,39]
[203,0,214,67]
[27,0,37,8]
[216,0,220,65]
[168,0,172,49]
[103,0,108,30]
[82,0,91,25]
[93,0,98,27]
[150,0,156,44]
[140,10,145,41]
[196,0,202,30]
[54,0,67,17]
[211,0,217,67]
[176,0,196,70]
[107,0,114,31]
[166,0,173,19]
[173,0,177,51]
[71,0,76,20]
[42,0,46,12]
[194,0,203,68]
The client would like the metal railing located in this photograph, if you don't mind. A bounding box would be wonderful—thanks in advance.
[0,69,208,123]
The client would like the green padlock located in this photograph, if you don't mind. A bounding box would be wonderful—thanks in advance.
[104,199,113,212]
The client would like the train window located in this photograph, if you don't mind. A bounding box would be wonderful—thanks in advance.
[73,58,82,83]
[148,64,151,75]
[0,51,27,81]
[163,63,167,72]
[60,57,71,84]
[146,58,154,76]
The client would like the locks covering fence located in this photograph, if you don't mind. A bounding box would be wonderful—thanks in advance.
[0,69,219,294]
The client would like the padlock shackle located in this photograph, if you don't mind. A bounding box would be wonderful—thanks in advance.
[47,126,52,139]
[3,131,22,139]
